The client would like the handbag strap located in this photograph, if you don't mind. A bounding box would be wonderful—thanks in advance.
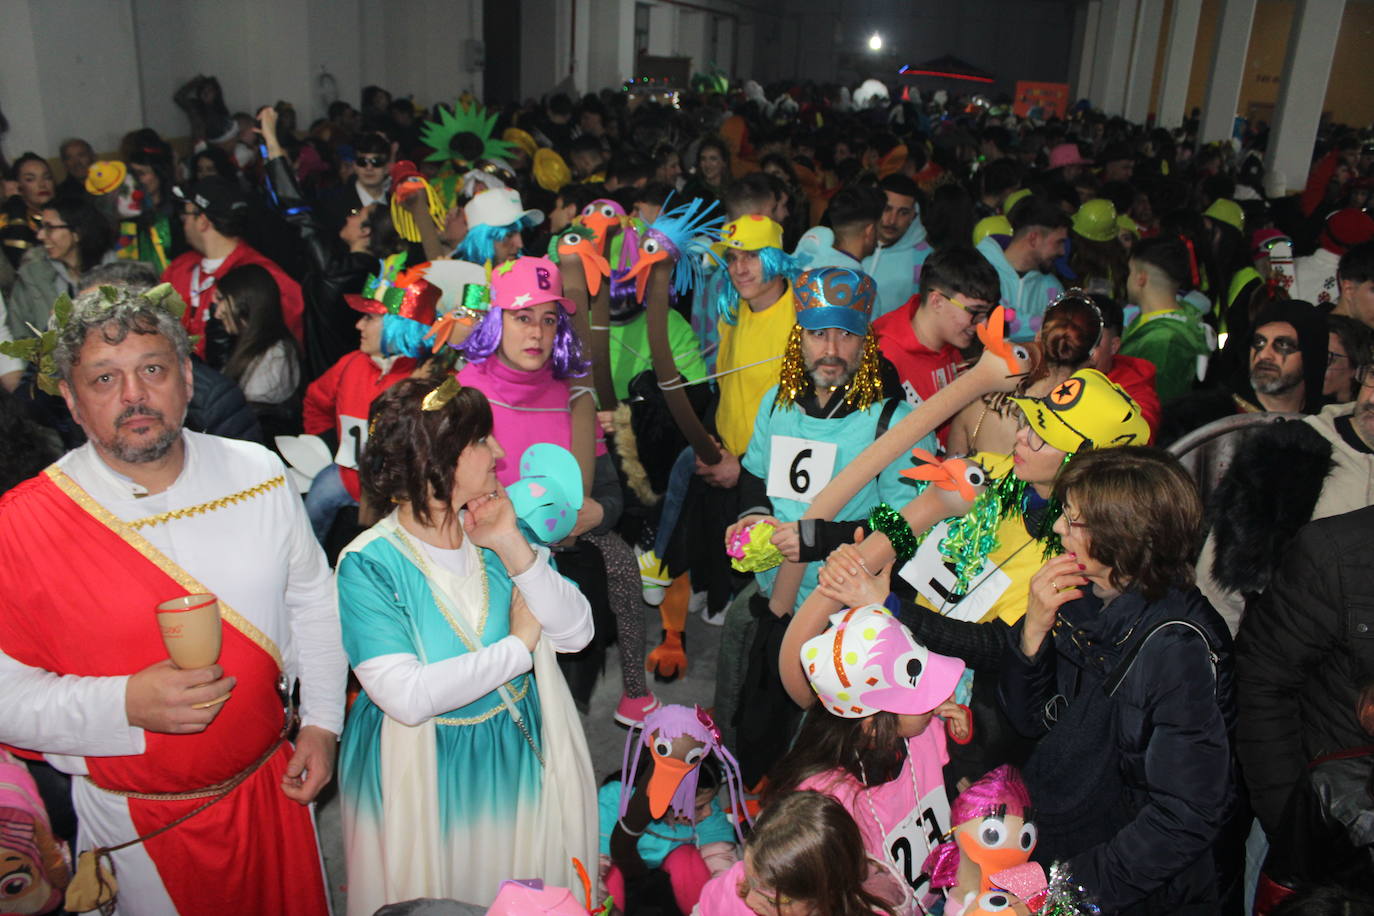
[378,528,544,766]
[1103,618,1219,698]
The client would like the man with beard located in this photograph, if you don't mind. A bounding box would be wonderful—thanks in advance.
[974,193,1068,341]
[1198,357,1374,634]
[0,285,344,915]
[1160,298,1329,447]
[710,267,934,764]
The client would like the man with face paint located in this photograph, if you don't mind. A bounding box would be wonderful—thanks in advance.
[1160,299,1328,447]
[1197,351,1374,635]
[713,267,934,772]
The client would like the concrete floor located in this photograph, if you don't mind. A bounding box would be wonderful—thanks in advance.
[315,603,723,913]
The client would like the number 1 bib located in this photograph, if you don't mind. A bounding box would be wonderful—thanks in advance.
[335,416,368,470]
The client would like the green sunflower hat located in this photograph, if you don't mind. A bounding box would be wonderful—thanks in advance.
[420,101,517,167]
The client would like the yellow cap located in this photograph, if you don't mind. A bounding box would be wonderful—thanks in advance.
[716,215,785,253]
[502,128,538,159]
[85,160,127,196]
[1009,368,1150,453]
[973,215,1013,246]
[533,148,571,193]
[1203,198,1244,234]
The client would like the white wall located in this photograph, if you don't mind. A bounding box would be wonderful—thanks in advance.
[1,0,482,160]
[1,0,143,156]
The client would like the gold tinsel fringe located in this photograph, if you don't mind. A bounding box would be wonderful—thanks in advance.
[773,326,808,409]
[844,333,885,412]
[773,327,884,413]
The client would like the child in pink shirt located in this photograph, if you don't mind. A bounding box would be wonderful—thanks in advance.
[697,604,967,916]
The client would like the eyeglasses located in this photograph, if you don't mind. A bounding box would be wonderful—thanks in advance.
[1014,411,1049,451]
[1061,506,1089,529]
[356,156,388,168]
[1251,333,1300,357]
[937,289,993,323]
[1329,350,1350,367]
[37,222,70,233]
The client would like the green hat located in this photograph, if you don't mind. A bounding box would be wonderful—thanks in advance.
[1203,198,1245,234]
[973,215,1013,246]
[1072,198,1120,243]
[1001,188,1032,216]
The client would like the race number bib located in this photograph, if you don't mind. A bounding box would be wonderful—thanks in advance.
[766,436,838,504]
[884,785,950,900]
[898,519,1012,622]
[335,416,368,470]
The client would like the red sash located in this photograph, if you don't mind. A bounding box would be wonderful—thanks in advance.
[0,468,327,915]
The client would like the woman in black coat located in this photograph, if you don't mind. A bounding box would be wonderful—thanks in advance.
[999,446,1236,914]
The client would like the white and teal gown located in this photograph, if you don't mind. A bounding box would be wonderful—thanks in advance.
[336,513,598,915]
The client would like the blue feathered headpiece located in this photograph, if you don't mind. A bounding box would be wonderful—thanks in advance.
[624,194,726,304]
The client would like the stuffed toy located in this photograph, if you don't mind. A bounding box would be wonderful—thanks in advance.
[0,751,70,915]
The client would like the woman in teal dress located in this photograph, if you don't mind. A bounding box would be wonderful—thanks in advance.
[336,377,598,914]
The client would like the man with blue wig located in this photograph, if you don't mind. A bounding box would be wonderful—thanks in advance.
[453,187,542,266]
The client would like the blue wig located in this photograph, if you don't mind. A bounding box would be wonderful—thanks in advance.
[454,216,533,264]
[459,303,590,380]
[712,246,801,326]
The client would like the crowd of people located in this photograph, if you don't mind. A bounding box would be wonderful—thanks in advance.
[0,70,1372,916]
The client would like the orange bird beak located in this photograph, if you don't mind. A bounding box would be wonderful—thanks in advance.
[900,448,982,502]
[579,214,619,254]
[624,249,670,303]
[976,306,1029,376]
[558,236,611,296]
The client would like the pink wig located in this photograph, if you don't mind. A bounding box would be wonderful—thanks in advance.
[923,765,1033,888]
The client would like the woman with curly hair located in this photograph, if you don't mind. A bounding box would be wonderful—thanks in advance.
[336,376,596,913]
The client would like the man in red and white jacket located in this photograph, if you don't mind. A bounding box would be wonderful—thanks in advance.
[872,247,1000,443]
[164,177,304,359]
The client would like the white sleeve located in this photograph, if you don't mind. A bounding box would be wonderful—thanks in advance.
[282,477,348,736]
[0,649,146,756]
[510,546,594,652]
[353,638,534,726]
[240,343,299,404]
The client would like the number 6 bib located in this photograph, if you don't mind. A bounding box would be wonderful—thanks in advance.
[766,435,838,504]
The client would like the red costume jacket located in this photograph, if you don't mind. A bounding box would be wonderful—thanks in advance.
[163,242,304,357]
[303,351,417,500]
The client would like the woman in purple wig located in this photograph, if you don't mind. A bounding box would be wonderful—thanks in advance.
[456,254,658,726]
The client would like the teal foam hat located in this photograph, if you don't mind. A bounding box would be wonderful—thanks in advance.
[508,443,585,545]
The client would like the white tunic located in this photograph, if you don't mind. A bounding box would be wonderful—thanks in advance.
[0,430,346,915]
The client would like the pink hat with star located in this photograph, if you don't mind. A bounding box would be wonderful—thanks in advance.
[489,255,576,314]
